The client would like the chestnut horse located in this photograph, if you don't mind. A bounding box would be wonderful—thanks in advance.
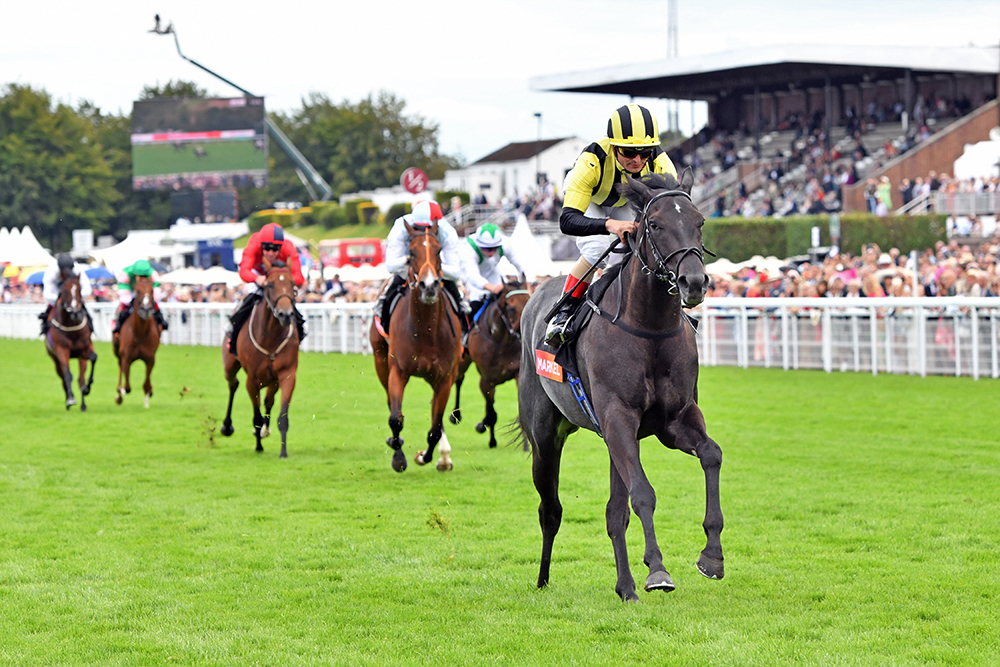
[448,280,531,448]
[220,259,300,457]
[45,274,97,410]
[113,275,161,408]
[370,221,462,472]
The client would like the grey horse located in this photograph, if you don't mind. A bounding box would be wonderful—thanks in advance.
[517,169,725,601]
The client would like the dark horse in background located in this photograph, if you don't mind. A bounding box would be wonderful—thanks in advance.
[449,280,531,448]
[370,220,462,472]
[45,274,97,410]
[221,259,300,457]
[113,275,161,408]
[517,170,725,601]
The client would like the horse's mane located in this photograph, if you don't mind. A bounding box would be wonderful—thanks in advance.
[269,260,287,269]
[617,172,683,213]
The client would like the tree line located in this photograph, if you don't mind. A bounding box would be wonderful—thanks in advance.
[0,81,461,252]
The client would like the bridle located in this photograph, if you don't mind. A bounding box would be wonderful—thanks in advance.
[488,287,530,341]
[250,266,295,361]
[52,278,87,332]
[626,188,715,294]
[263,267,296,319]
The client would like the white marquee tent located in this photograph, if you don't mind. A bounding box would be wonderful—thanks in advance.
[0,226,55,267]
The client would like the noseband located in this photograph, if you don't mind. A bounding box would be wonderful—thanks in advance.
[407,229,442,290]
[627,189,715,294]
[493,289,530,340]
[263,268,295,319]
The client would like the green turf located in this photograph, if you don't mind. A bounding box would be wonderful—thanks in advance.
[1,338,998,665]
[132,140,265,177]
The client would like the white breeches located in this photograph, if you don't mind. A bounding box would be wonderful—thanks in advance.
[576,202,632,266]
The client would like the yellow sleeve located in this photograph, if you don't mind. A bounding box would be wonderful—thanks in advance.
[652,152,678,178]
[562,151,602,213]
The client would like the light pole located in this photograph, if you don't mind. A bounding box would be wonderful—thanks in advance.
[534,112,542,193]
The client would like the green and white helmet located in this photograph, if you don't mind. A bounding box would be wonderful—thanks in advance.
[472,223,503,249]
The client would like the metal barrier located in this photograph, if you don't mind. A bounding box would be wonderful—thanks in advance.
[933,191,1000,215]
[1,302,376,356]
[5,297,1000,378]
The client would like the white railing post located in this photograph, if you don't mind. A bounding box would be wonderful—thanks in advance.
[781,306,789,371]
[971,307,980,381]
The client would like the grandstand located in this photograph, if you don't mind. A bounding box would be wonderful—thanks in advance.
[532,44,999,214]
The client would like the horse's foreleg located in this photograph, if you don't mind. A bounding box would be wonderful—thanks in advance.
[607,461,639,601]
[247,381,265,452]
[669,403,725,580]
[54,349,75,410]
[262,385,277,439]
[116,356,126,405]
[142,355,155,409]
[386,366,408,472]
[416,377,452,467]
[448,367,465,424]
[83,349,96,396]
[220,364,239,437]
[276,371,296,459]
[602,408,671,594]
[75,357,88,412]
[476,376,498,448]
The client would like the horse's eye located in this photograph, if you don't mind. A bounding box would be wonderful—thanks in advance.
[650,223,659,230]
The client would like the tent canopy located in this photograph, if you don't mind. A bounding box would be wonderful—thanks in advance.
[0,226,55,267]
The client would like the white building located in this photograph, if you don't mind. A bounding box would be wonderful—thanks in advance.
[444,137,587,204]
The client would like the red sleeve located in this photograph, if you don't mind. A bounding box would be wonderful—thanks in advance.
[240,234,262,283]
[280,240,306,286]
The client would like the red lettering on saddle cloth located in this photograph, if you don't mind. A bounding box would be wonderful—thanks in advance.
[534,350,563,382]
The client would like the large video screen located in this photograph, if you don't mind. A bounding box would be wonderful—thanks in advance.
[131,97,268,191]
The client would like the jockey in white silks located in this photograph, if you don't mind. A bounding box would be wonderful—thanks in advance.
[373,199,470,337]
[458,223,527,318]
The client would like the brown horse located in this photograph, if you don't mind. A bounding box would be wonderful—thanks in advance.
[220,259,300,457]
[113,275,161,408]
[449,281,531,448]
[370,221,462,472]
[45,274,97,410]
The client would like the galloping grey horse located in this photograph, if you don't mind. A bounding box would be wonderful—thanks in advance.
[517,169,725,601]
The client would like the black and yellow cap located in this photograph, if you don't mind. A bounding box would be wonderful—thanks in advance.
[607,104,660,148]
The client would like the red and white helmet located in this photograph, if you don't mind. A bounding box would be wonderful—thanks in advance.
[410,200,443,226]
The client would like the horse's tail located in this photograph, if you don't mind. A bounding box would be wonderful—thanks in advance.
[505,418,531,455]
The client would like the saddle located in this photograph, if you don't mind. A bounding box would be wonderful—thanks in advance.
[380,284,463,340]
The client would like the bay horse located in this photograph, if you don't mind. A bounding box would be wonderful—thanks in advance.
[220,259,300,457]
[369,220,462,472]
[517,170,725,601]
[45,274,97,410]
[113,275,161,408]
[449,280,531,448]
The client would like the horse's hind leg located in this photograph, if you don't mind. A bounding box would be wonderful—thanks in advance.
[77,357,89,412]
[244,378,265,452]
[83,349,96,396]
[448,367,465,424]
[116,357,126,405]
[667,404,725,580]
[476,376,499,448]
[52,348,75,409]
[220,360,240,437]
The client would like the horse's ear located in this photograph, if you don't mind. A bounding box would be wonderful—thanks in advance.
[404,221,415,235]
[678,167,695,193]
[621,175,655,209]
[262,256,273,272]
[430,221,440,236]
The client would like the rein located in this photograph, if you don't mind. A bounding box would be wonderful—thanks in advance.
[248,300,294,362]
[485,289,530,341]
[406,229,441,290]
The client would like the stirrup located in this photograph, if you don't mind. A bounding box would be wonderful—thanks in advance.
[544,314,573,346]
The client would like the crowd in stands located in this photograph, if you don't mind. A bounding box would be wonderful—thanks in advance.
[707,237,1000,301]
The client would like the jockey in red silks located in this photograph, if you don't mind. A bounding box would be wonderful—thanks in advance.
[226,222,307,354]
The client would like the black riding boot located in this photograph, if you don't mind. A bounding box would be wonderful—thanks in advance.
[544,295,582,346]
[113,305,131,334]
[39,304,53,336]
[443,279,471,336]
[374,275,405,333]
[154,307,169,331]
[293,307,307,342]
[227,293,260,354]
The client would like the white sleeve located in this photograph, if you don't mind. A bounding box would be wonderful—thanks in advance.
[458,242,489,291]
[438,223,462,282]
[384,221,410,276]
[500,239,527,279]
[42,265,61,303]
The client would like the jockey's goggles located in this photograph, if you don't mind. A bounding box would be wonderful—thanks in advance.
[618,146,654,160]
[261,242,282,252]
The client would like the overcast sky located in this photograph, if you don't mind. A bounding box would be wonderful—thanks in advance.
[4,0,998,164]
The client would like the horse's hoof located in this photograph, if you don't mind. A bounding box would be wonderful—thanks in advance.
[621,592,641,603]
[436,459,453,472]
[255,444,264,453]
[66,397,76,409]
[80,402,87,412]
[644,570,675,593]
[414,450,430,466]
[82,385,91,396]
[474,422,486,434]
[489,440,497,449]
[391,449,407,472]
[115,393,123,405]
[449,411,461,424]
[144,394,150,409]
[260,425,270,438]
[220,424,234,437]
[697,554,725,580]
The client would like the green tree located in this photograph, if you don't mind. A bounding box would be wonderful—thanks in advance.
[0,84,119,252]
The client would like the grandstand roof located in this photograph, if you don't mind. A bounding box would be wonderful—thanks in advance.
[530,44,1000,101]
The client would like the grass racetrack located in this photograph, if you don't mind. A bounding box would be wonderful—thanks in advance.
[131,140,265,177]
[2,337,999,665]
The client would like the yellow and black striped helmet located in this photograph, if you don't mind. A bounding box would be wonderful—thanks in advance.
[607,104,660,148]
